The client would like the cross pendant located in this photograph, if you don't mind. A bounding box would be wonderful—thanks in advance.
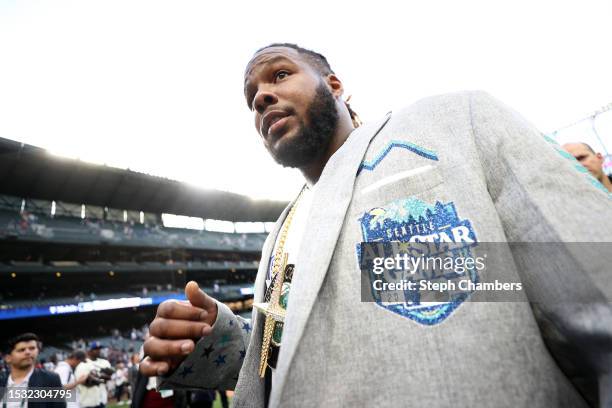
[257,252,288,377]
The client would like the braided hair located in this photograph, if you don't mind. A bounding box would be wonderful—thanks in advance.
[256,43,362,127]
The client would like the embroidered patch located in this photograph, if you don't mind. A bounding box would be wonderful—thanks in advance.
[358,140,438,175]
[357,197,478,325]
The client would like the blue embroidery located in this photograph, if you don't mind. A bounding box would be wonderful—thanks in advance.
[213,354,226,367]
[358,141,438,174]
[358,197,478,326]
[542,134,559,145]
[178,364,194,378]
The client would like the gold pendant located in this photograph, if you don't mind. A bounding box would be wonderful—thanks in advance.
[258,252,288,377]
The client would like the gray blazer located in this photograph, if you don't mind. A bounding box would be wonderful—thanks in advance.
[161,91,612,407]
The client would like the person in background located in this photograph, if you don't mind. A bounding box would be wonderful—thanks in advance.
[44,356,56,372]
[111,362,128,405]
[1,333,66,408]
[562,142,612,192]
[127,353,140,402]
[55,351,88,408]
[75,342,112,408]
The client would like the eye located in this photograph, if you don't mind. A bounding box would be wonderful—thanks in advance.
[274,70,290,82]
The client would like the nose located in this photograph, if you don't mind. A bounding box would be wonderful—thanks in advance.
[253,89,278,115]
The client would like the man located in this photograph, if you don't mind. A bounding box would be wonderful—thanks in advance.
[140,44,612,407]
[54,351,87,408]
[562,142,612,192]
[1,333,66,408]
[74,343,111,408]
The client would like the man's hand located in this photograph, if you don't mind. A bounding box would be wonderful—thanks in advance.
[140,281,218,376]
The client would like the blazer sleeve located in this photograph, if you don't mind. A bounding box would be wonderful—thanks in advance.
[158,300,252,391]
[468,91,612,407]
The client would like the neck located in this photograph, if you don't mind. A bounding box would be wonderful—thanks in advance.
[299,109,355,185]
[10,366,32,384]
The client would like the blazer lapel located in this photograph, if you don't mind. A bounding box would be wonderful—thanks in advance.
[269,114,391,405]
[27,369,41,387]
[253,202,293,303]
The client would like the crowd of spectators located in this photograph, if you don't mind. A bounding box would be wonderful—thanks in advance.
[1,328,231,408]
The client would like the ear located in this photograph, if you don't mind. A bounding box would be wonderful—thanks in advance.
[596,152,604,160]
[325,74,344,98]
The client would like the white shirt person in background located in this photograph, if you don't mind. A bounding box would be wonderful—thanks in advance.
[54,351,88,408]
[74,343,111,408]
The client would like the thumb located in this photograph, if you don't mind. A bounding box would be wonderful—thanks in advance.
[185,281,215,311]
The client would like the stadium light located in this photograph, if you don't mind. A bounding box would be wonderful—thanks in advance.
[55,272,61,278]
[235,222,265,233]
[162,213,205,230]
[205,219,235,233]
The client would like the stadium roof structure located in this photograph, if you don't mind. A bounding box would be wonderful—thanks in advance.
[0,137,288,222]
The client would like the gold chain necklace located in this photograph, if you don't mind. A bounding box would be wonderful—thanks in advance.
[256,186,306,377]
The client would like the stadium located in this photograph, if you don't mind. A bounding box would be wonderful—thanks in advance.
[1,2,611,407]
[0,136,286,406]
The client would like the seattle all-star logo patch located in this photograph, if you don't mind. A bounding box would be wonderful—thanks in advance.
[357,197,479,325]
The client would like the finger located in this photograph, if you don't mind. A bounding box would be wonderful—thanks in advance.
[185,281,217,312]
[149,318,213,339]
[143,337,203,361]
[156,299,208,321]
[139,356,171,377]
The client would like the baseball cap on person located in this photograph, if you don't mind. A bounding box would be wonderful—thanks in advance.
[88,341,104,350]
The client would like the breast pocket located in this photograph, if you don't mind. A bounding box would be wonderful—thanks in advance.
[353,164,444,212]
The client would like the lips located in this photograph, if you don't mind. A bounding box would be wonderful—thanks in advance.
[261,110,291,139]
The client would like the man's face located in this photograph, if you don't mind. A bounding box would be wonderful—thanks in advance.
[89,348,101,359]
[6,340,38,370]
[562,143,605,180]
[244,47,339,168]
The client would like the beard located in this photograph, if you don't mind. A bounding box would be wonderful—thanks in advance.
[268,82,339,168]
